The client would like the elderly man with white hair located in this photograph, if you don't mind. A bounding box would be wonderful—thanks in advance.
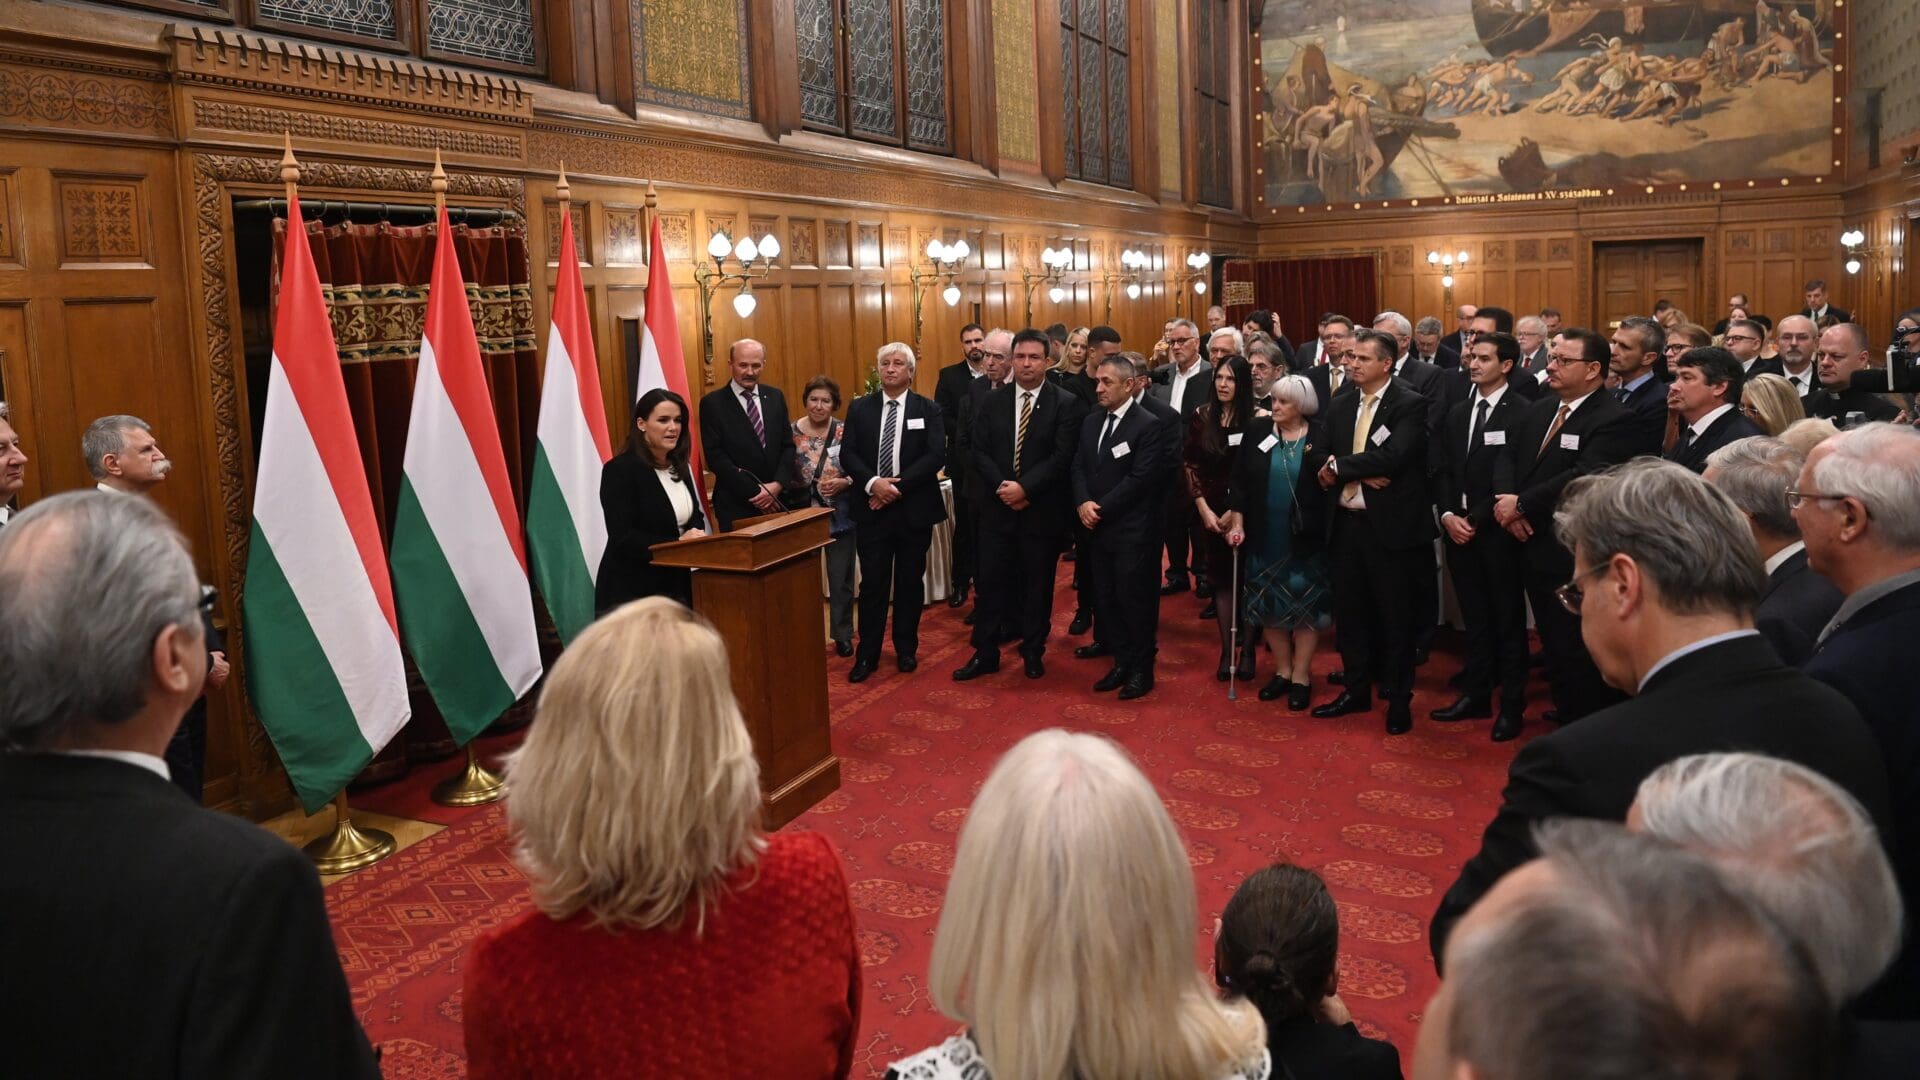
[1797,421,1920,1017]
[1372,310,1446,402]
[841,341,946,682]
[1704,436,1844,665]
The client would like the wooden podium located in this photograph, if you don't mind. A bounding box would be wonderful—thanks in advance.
[651,507,839,828]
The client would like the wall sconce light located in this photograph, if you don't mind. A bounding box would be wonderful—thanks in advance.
[1840,228,1884,282]
[1121,248,1151,300]
[1182,250,1211,317]
[1427,247,1469,304]
[694,228,779,374]
[1022,242,1077,326]
[910,236,971,353]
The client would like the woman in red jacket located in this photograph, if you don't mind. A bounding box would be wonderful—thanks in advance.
[464,597,860,1079]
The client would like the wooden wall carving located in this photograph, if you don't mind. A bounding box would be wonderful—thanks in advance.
[57,178,146,261]
[190,98,525,160]
[0,170,15,263]
[0,62,173,137]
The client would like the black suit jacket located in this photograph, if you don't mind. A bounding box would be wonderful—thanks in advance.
[1440,329,1466,356]
[1517,345,1552,383]
[1665,407,1764,473]
[1803,305,1853,325]
[1810,388,1903,425]
[954,377,1005,489]
[1225,419,1331,558]
[1305,363,1355,421]
[1432,634,1892,966]
[699,383,795,526]
[1072,401,1171,537]
[0,754,380,1078]
[1420,342,1462,371]
[595,450,706,612]
[1745,356,1786,379]
[1323,380,1434,547]
[1755,547,1843,668]
[1495,391,1640,576]
[1615,374,1671,455]
[841,390,947,530]
[934,359,980,487]
[970,380,1086,535]
[1392,355,1445,403]
[1433,386,1527,530]
[1048,366,1098,406]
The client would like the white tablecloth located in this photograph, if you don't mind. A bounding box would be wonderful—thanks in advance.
[849,479,955,605]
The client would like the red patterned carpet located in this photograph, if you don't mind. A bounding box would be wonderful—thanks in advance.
[329,566,1538,1078]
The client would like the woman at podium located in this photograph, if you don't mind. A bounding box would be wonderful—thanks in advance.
[595,388,707,611]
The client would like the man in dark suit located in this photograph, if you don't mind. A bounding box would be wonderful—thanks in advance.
[1431,459,1892,966]
[954,329,1087,681]
[1303,315,1356,418]
[1378,310,1456,665]
[841,342,946,682]
[1311,329,1434,735]
[1723,317,1783,379]
[1810,322,1903,425]
[1414,314,1461,370]
[1440,303,1476,358]
[0,491,380,1078]
[1664,346,1763,473]
[1797,422,1920,1016]
[1493,328,1640,724]
[1431,332,1531,740]
[933,322,987,607]
[1608,316,1670,455]
[698,338,795,530]
[1150,318,1213,596]
[1511,314,1553,397]
[955,330,1012,628]
[1072,355,1173,700]
[1801,279,1851,326]
[1703,435,1842,667]
[1374,311,1446,402]
[1773,315,1822,398]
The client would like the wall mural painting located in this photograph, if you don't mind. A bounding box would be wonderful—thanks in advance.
[1258,1,1838,205]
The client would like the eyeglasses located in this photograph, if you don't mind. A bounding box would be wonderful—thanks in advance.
[1723,333,1762,343]
[1785,487,1855,509]
[1554,563,1610,615]
[1167,335,1197,345]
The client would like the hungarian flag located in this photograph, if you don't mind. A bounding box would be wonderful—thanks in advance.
[244,192,411,813]
[526,210,612,644]
[634,211,714,521]
[389,206,543,746]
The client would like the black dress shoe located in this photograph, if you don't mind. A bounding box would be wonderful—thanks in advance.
[1287,682,1311,710]
[1068,609,1093,635]
[1258,675,1292,701]
[1023,654,1045,679]
[1199,601,1217,620]
[1385,700,1414,735]
[1235,661,1257,682]
[1412,646,1431,667]
[897,655,918,674]
[947,585,970,609]
[1194,580,1215,600]
[1312,688,1373,718]
[834,640,854,658]
[1117,670,1156,700]
[1074,642,1112,660]
[1431,695,1493,722]
[1093,665,1129,692]
[1328,669,1348,686]
[1491,713,1525,742]
[848,659,875,683]
[1159,576,1190,596]
[951,654,998,681]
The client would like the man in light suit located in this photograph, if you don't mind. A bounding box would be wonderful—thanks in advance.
[841,342,946,682]
[1149,318,1212,596]
[1312,329,1434,735]
[0,491,380,1078]
[954,329,1087,681]
[1073,355,1174,700]
[699,339,795,530]
[1704,435,1842,667]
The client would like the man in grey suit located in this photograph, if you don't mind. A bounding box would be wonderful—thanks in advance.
[1705,436,1843,666]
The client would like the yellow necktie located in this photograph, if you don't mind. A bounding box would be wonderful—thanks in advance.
[1342,393,1377,504]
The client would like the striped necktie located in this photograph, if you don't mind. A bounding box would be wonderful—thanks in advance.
[878,399,899,476]
[742,390,765,445]
[1014,390,1034,476]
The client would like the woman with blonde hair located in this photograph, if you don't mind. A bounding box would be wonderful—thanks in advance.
[886,730,1271,1080]
[465,598,860,1079]
[1741,372,1806,437]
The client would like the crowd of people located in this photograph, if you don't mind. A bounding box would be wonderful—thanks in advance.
[5,277,1920,1077]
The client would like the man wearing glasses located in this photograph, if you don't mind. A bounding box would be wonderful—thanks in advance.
[1492,328,1638,727]
[1431,458,1888,969]
[1150,319,1212,597]
[1722,317,1782,378]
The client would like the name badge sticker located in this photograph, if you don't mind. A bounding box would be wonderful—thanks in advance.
[1257,433,1279,452]
[1371,425,1391,446]
[1112,441,1131,458]
[1228,432,1245,447]
[1560,433,1581,451]
[907,417,926,431]
[1483,430,1507,446]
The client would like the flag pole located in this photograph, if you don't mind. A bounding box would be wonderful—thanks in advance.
[277,132,398,869]
[426,144,510,809]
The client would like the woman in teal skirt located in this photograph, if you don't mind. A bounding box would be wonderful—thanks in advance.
[1223,374,1332,710]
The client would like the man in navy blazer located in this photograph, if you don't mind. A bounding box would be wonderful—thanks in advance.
[1703,435,1843,667]
[1797,422,1920,1018]
[699,339,795,530]
[1072,355,1174,700]
[1664,346,1763,474]
[1608,316,1670,456]
[841,342,946,682]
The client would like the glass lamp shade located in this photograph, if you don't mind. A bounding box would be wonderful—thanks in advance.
[952,240,970,261]
[1126,282,1141,300]
[1457,251,1470,264]
[1048,285,1066,304]
[756,233,781,261]
[927,238,945,260]
[708,231,733,260]
[1441,273,1455,289]
[1194,280,1207,295]
[732,290,758,318]
[1845,258,1863,275]
[942,284,961,306]
[734,235,759,263]
[1426,250,1440,265]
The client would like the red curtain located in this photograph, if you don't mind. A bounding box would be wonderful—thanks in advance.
[1241,256,1380,356]
[269,218,544,779]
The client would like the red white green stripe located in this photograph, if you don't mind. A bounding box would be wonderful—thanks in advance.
[244,191,411,814]
[390,206,543,745]
[636,209,714,521]
[527,209,612,643]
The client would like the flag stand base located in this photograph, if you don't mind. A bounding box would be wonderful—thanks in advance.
[304,793,397,874]
[432,744,506,807]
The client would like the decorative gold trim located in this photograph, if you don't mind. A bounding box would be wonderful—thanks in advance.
[191,99,524,160]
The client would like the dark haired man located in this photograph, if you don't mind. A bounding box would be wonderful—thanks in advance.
[934,322,989,606]
[1664,346,1763,473]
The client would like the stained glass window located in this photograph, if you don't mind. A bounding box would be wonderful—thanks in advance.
[798,0,842,129]
[1195,0,1234,208]
[428,0,536,68]
[1062,0,1132,188]
[255,0,399,40]
[796,0,950,155]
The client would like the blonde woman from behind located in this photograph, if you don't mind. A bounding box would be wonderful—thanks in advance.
[886,729,1270,1080]
[464,597,860,1079]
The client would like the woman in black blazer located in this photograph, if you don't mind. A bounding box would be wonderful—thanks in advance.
[1223,374,1332,710]
[595,389,707,613]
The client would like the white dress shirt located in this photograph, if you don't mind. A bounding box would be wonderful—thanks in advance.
[1638,630,1762,693]
[864,388,911,493]
[1782,365,1815,396]
[1169,360,1201,410]
[56,748,171,781]
[1763,540,1806,577]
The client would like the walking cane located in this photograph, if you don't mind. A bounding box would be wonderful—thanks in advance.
[1227,543,1241,702]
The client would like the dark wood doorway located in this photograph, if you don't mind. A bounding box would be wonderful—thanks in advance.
[1592,239,1704,330]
